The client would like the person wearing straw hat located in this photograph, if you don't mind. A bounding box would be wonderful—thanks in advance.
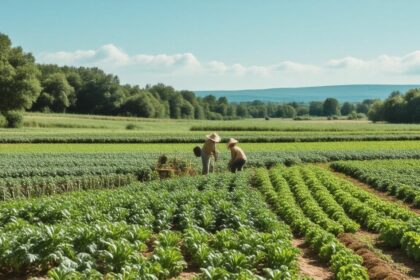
[201,132,221,175]
[227,138,247,173]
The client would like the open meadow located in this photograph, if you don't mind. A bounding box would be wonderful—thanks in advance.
[0,113,420,279]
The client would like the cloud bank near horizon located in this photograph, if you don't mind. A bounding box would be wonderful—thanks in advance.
[37,44,420,90]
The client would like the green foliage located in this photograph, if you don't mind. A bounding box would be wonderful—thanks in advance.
[253,167,368,279]
[309,101,324,116]
[125,123,139,130]
[0,114,7,127]
[33,72,75,113]
[0,33,41,112]
[4,110,24,128]
[0,172,298,279]
[340,102,356,116]
[314,165,420,262]
[331,159,420,206]
[368,88,420,123]
[323,98,340,116]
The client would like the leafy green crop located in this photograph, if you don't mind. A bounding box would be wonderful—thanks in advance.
[331,159,420,206]
[0,172,298,279]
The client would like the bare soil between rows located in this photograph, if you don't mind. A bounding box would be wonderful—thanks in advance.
[292,238,334,280]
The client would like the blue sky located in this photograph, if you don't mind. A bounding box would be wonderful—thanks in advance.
[2,0,420,90]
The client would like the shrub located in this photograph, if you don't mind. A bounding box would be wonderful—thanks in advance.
[4,111,24,128]
[0,114,7,127]
[126,123,138,130]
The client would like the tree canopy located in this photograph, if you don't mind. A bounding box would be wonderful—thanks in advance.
[0,33,41,112]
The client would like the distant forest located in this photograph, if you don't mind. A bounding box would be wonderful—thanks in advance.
[1,32,419,125]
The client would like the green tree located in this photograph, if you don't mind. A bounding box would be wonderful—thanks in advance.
[309,101,323,116]
[405,89,420,122]
[120,93,155,118]
[36,73,75,112]
[0,33,41,112]
[180,100,194,119]
[236,103,249,118]
[323,98,340,116]
[367,100,385,122]
[340,102,356,116]
[282,104,296,118]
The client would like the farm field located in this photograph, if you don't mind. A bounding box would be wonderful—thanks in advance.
[2,140,420,153]
[332,159,420,207]
[1,165,420,279]
[1,113,420,279]
[1,113,420,144]
[3,2,420,279]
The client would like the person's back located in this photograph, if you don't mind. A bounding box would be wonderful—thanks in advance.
[227,138,247,173]
[230,145,247,161]
[202,139,216,157]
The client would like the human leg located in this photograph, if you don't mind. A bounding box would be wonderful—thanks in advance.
[201,153,210,175]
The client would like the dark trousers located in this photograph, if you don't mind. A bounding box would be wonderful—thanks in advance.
[229,159,246,173]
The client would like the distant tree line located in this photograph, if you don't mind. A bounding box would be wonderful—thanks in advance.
[1,32,418,126]
[368,89,420,123]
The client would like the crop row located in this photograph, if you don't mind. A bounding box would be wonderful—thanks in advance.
[0,172,299,279]
[4,150,420,177]
[2,134,420,143]
[3,151,420,201]
[312,166,420,262]
[190,124,420,132]
[255,164,420,270]
[331,159,420,207]
[253,167,369,279]
[0,173,137,201]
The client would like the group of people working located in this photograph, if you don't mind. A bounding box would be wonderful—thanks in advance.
[200,132,247,175]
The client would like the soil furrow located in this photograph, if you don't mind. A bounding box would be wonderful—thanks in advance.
[292,238,334,280]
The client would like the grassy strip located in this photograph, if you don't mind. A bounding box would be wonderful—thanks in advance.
[2,140,420,153]
[2,134,420,144]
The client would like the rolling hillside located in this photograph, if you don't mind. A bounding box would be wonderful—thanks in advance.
[196,84,420,103]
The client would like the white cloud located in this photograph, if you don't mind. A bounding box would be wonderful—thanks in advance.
[36,44,420,90]
[326,57,367,69]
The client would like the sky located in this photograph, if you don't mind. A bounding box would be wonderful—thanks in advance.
[2,0,420,90]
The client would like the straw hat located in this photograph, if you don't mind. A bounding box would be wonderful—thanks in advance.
[227,138,238,147]
[206,132,221,142]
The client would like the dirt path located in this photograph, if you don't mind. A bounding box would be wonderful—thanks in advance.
[292,238,334,280]
[172,272,198,280]
[318,163,420,216]
[347,230,420,280]
[339,232,412,280]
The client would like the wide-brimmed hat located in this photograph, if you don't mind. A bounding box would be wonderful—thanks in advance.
[206,132,221,142]
[227,138,238,147]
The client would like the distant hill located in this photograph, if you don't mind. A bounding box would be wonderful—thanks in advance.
[195,84,420,103]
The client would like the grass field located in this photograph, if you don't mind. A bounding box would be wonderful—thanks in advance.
[1,113,420,144]
[6,112,420,134]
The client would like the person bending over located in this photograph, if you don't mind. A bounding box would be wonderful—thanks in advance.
[227,138,247,173]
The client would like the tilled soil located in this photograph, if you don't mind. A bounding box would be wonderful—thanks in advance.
[292,238,334,280]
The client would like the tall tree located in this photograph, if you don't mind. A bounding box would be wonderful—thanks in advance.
[34,73,75,112]
[309,101,323,116]
[340,102,355,116]
[0,33,41,112]
[323,98,340,116]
